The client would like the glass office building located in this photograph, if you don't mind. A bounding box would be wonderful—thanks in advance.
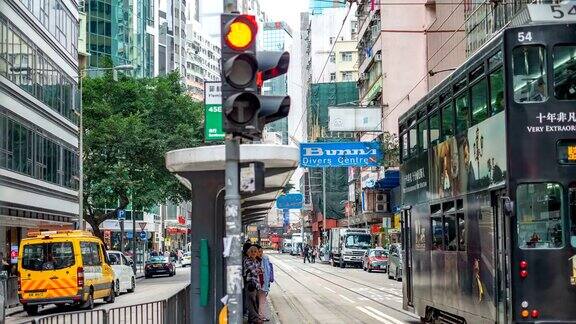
[262,21,293,145]
[0,0,80,267]
[85,0,156,77]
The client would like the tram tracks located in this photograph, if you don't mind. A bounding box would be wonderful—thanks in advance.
[271,255,418,322]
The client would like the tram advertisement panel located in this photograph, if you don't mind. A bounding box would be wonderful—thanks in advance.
[429,113,507,200]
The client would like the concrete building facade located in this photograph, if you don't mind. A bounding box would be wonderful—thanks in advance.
[185,22,221,101]
[0,0,80,260]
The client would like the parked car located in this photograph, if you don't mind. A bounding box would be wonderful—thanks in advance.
[106,250,136,295]
[387,243,403,281]
[145,256,176,278]
[181,252,191,267]
[18,230,115,315]
[362,247,388,272]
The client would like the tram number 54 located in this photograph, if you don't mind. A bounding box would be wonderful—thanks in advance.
[518,32,533,42]
[550,4,576,19]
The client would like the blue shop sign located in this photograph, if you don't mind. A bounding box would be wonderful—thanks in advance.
[300,141,382,168]
[276,193,304,209]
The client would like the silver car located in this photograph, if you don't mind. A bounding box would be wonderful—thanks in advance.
[387,243,403,281]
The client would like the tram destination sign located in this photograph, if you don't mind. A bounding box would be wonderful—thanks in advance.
[300,142,382,168]
[527,4,576,22]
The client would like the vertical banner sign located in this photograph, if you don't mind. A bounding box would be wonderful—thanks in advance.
[204,81,224,141]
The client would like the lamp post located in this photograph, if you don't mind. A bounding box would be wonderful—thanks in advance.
[76,64,134,231]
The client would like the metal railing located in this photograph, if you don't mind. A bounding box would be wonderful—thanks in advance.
[32,285,190,324]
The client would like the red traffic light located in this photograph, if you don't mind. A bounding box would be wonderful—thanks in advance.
[224,15,258,51]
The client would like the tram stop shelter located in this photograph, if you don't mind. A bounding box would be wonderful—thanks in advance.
[165,144,299,324]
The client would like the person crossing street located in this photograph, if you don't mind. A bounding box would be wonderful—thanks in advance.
[303,244,311,263]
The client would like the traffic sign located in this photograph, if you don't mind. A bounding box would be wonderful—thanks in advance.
[138,222,147,231]
[117,209,126,221]
[276,193,304,209]
[140,231,147,240]
[204,82,224,141]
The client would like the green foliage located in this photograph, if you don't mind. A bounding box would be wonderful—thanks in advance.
[82,72,202,237]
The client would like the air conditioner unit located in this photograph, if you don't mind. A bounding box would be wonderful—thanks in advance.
[375,202,387,213]
[374,53,382,62]
[376,193,386,202]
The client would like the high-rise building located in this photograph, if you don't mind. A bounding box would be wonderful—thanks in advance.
[185,22,221,101]
[157,0,187,76]
[261,21,294,145]
[309,6,357,83]
[309,0,346,15]
[85,0,157,77]
[0,0,80,257]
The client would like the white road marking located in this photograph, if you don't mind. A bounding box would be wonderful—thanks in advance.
[365,306,406,324]
[324,286,336,293]
[272,258,295,272]
[339,294,355,303]
[356,306,393,324]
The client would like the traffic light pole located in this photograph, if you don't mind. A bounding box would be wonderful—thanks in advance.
[224,134,243,323]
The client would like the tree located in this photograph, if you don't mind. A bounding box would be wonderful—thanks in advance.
[82,72,203,239]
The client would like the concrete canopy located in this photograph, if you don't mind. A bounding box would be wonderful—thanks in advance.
[166,144,299,223]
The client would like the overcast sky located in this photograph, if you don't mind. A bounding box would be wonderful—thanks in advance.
[259,0,309,31]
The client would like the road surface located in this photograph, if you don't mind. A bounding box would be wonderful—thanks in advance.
[268,252,420,324]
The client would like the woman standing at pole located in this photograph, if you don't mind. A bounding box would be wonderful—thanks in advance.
[256,245,273,322]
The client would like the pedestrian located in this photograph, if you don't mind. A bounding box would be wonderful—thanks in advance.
[243,246,263,324]
[303,244,310,263]
[310,246,316,263]
[256,245,274,322]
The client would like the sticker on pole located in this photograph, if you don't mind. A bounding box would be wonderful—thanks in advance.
[204,81,225,141]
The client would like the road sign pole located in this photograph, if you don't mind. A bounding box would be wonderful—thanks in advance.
[132,212,137,274]
[225,135,242,323]
[322,167,327,244]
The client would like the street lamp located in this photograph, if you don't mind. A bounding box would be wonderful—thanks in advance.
[76,64,135,231]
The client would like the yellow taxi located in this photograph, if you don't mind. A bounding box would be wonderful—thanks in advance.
[17,230,115,315]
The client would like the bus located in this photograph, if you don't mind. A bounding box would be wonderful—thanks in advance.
[398,18,576,323]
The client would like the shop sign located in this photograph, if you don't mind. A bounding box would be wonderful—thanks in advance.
[177,215,186,225]
[10,244,18,264]
[300,142,382,168]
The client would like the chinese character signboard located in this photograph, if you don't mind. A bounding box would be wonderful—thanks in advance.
[204,81,224,141]
[300,142,382,168]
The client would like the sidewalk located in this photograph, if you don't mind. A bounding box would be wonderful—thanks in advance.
[243,296,280,324]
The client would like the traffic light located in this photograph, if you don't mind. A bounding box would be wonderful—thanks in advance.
[221,14,260,135]
[220,14,291,139]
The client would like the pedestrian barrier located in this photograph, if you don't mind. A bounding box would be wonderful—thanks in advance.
[31,285,190,324]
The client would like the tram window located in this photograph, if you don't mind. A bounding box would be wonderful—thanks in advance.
[401,132,409,161]
[489,50,503,69]
[457,213,466,251]
[490,68,505,115]
[553,45,576,100]
[471,78,488,125]
[512,45,548,103]
[432,216,444,250]
[454,77,467,93]
[429,112,440,145]
[517,183,564,249]
[470,65,484,82]
[569,185,576,248]
[409,126,418,156]
[418,120,428,151]
[455,94,469,134]
[444,215,457,251]
[441,103,454,139]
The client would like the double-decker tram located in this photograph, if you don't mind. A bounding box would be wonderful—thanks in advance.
[398,13,576,324]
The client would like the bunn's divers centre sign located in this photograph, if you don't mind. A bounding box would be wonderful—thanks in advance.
[300,142,382,168]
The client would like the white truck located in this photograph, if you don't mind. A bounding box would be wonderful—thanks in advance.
[329,228,371,268]
[290,233,303,256]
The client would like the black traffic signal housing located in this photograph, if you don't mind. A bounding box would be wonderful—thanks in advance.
[220,14,291,139]
[220,14,260,136]
[256,51,291,132]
